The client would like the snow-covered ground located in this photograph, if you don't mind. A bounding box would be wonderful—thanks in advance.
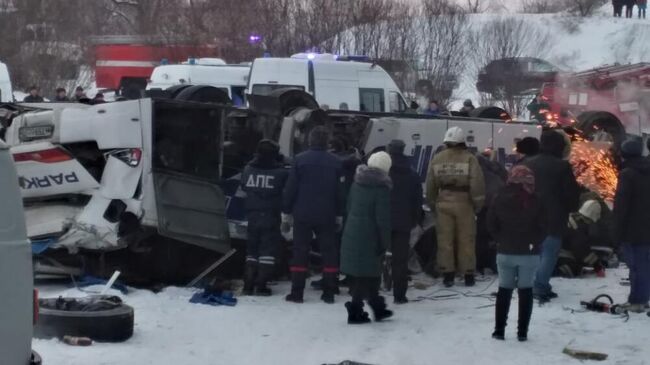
[34,268,649,365]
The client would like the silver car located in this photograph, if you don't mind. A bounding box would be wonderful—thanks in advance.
[0,139,41,364]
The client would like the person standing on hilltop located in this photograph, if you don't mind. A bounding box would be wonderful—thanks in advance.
[638,0,647,18]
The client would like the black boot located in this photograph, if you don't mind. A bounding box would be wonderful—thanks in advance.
[518,288,534,342]
[465,273,476,287]
[321,273,337,304]
[345,302,371,325]
[368,296,393,322]
[492,287,513,340]
[255,263,274,297]
[285,272,306,303]
[443,272,455,288]
[243,262,257,296]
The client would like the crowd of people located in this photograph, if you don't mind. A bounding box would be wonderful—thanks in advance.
[240,123,650,341]
[613,0,647,19]
[22,85,106,104]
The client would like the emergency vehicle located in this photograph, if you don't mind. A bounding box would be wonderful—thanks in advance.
[0,61,13,102]
[247,53,410,113]
[146,59,250,106]
[92,35,220,96]
[541,63,650,144]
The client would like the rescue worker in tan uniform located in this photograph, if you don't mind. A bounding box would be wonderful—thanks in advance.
[426,127,486,288]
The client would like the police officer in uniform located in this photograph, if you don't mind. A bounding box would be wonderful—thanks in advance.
[426,127,486,287]
[283,126,345,304]
[240,140,289,296]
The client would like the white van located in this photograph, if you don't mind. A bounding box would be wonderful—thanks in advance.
[147,58,250,106]
[0,61,13,102]
[0,139,40,365]
[247,54,409,113]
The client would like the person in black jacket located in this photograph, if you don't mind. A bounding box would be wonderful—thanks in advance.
[387,140,423,304]
[524,130,580,302]
[240,140,289,296]
[613,0,624,16]
[23,86,44,103]
[283,126,345,304]
[625,0,635,17]
[515,137,540,165]
[613,136,650,312]
[488,165,545,342]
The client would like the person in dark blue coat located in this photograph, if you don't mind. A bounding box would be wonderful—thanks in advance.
[283,126,345,304]
[240,140,289,296]
[387,140,423,304]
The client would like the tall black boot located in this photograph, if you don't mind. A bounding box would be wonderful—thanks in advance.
[345,301,371,324]
[443,272,455,288]
[321,272,337,304]
[285,272,306,303]
[492,287,513,340]
[368,296,393,322]
[243,262,257,296]
[518,288,534,342]
[255,263,274,297]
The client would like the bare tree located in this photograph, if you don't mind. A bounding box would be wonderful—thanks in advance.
[418,0,470,107]
[466,0,485,13]
[565,0,608,17]
[521,0,569,13]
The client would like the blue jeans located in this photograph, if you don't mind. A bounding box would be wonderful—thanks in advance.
[534,236,562,296]
[623,243,650,305]
[497,254,540,289]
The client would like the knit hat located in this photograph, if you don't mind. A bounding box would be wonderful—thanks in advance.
[309,126,329,149]
[256,139,280,158]
[516,137,540,156]
[578,200,601,223]
[621,135,643,158]
[540,130,567,158]
[507,165,535,194]
[367,151,392,173]
[387,139,406,155]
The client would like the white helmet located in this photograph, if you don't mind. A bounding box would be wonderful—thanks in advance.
[443,126,465,144]
[368,151,392,173]
[579,200,601,223]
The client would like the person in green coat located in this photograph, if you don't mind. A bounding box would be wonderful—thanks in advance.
[341,151,394,324]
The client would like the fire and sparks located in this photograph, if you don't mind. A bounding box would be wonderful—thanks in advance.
[569,139,618,202]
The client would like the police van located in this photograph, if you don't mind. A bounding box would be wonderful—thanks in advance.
[147,58,250,106]
[246,53,410,113]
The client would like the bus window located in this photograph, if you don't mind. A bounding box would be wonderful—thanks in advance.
[389,91,407,113]
[231,86,246,106]
[359,88,384,112]
[251,84,304,96]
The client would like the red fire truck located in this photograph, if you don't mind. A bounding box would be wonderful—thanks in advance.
[91,35,219,97]
[540,63,650,144]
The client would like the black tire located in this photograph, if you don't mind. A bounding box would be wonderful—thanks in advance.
[31,350,42,365]
[165,84,193,99]
[469,106,511,121]
[175,85,232,104]
[576,111,626,148]
[35,298,134,342]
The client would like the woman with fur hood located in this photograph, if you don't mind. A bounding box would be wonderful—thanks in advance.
[340,151,394,324]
